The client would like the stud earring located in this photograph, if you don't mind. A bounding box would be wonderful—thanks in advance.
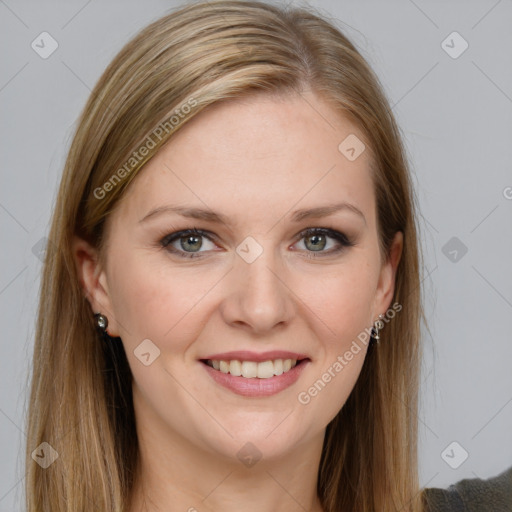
[94,313,108,332]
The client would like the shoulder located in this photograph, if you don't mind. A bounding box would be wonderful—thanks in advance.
[421,465,512,512]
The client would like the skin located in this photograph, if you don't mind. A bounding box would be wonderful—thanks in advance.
[73,89,403,512]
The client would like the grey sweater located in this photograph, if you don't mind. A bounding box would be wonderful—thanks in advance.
[421,465,512,511]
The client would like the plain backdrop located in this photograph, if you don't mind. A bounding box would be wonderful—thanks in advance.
[1,0,511,510]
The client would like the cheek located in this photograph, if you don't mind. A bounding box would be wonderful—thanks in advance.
[293,256,378,344]
[292,265,376,426]
[107,251,221,351]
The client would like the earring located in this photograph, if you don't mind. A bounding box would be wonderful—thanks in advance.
[371,314,385,344]
[94,313,108,332]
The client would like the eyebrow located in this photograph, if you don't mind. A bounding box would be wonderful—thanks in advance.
[139,201,366,226]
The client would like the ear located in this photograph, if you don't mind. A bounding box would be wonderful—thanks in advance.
[72,235,120,337]
[373,231,403,318]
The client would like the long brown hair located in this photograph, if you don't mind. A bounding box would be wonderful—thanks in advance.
[25,1,426,510]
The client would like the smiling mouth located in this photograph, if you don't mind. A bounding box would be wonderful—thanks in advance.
[200,358,309,379]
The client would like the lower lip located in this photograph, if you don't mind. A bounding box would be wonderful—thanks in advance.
[200,360,310,397]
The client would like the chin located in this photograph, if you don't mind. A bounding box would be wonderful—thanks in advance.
[195,413,310,464]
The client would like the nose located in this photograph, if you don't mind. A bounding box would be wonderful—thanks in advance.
[219,242,295,335]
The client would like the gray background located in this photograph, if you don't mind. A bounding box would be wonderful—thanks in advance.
[1,0,511,509]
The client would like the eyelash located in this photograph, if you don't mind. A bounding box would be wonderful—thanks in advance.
[159,227,355,259]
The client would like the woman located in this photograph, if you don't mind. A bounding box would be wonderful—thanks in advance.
[25,1,507,511]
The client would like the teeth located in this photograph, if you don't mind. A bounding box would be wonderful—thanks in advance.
[257,361,274,379]
[207,358,298,378]
[229,359,242,376]
[273,359,284,375]
[241,361,258,378]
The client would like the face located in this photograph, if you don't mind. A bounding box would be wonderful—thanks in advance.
[74,90,402,464]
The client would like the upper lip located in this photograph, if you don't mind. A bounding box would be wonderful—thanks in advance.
[200,350,310,362]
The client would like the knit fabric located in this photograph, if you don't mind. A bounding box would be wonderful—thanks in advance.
[421,465,512,511]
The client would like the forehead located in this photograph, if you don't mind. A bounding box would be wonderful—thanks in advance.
[112,90,375,230]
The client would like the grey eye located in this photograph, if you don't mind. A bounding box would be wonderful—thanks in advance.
[303,233,328,252]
